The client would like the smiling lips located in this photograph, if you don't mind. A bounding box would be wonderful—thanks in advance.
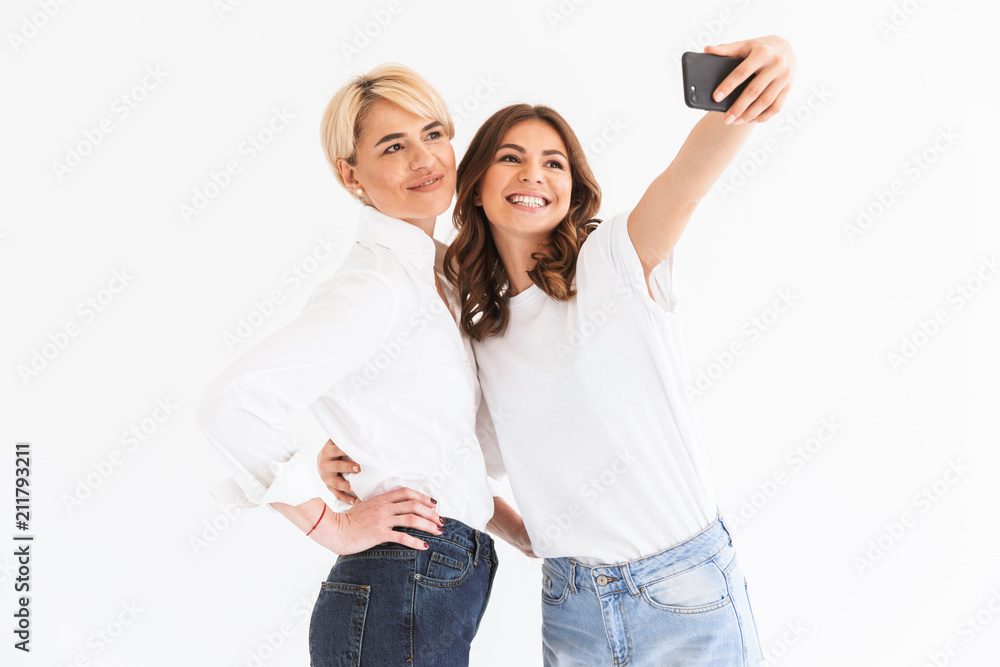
[408,174,445,192]
[506,193,551,209]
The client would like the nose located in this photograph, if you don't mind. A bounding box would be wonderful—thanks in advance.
[409,141,434,170]
[518,162,545,184]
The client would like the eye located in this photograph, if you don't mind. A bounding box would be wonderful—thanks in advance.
[426,131,442,140]
[545,160,565,169]
[384,143,403,154]
[498,154,520,163]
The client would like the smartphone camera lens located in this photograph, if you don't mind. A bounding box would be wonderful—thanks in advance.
[691,93,698,103]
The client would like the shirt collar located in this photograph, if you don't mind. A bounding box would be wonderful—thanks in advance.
[355,205,438,272]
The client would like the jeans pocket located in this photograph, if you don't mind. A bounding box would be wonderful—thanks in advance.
[541,564,570,606]
[638,557,732,614]
[415,538,473,588]
[309,582,370,667]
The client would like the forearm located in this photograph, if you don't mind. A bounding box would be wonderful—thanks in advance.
[487,496,524,544]
[664,111,756,202]
[628,113,755,270]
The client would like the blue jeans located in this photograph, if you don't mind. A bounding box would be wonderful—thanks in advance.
[308,517,498,666]
[541,513,763,666]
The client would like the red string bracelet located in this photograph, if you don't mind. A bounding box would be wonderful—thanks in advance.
[306,504,327,536]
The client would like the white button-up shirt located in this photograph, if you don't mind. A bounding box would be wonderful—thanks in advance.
[196,205,504,531]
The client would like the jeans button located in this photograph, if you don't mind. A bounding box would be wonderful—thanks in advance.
[596,574,610,586]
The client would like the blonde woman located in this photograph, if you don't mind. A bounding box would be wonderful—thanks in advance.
[196,64,530,666]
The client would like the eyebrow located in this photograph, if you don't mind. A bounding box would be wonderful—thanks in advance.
[373,121,443,148]
[497,143,568,160]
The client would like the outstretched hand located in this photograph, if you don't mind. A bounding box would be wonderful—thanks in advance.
[705,35,795,125]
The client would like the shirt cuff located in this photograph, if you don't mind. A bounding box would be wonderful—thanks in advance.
[211,448,325,510]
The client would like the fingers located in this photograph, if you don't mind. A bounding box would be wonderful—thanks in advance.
[381,486,438,509]
[710,42,771,105]
[389,498,444,526]
[704,40,750,59]
[386,530,430,551]
[392,511,444,536]
[723,60,787,124]
[752,86,790,123]
[707,38,793,125]
[377,489,443,534]
[319,438,354,463]
[735,77,785,123]
[317,439,360,505]
[320,458,360,476]
[320,472,359,504]
[326,483,359,506]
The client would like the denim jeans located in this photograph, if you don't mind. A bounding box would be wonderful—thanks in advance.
[541,513,763,666]
[309,517,499,666]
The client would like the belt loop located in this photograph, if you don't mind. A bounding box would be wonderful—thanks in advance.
[568,560,578,594]
[473,530,480,567]
[621,564,640,596]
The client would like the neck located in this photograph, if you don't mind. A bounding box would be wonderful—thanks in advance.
[490,226,549,297]
[400,215,436,237]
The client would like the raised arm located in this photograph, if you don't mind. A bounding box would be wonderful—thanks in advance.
[627,35,795,282]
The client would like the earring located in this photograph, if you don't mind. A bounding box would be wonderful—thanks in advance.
[356,188,364,197]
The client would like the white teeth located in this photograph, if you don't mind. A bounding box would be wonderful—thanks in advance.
[415,178,437,187]
[507,195,548,208]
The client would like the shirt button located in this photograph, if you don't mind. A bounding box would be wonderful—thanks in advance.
[596,575,611,586]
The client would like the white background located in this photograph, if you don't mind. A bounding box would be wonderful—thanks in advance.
[4,1,1000,665]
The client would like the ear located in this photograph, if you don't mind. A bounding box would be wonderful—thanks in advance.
[337,158,361,192]
[473,189,481,206]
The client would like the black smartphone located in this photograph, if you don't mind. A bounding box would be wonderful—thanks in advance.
[681,52,755,112]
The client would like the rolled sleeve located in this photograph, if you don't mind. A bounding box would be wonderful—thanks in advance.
[196,268,398,509]
[590,209,679,315]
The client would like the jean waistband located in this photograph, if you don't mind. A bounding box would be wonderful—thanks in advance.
[543,512,732,597]
[396,516,494,563]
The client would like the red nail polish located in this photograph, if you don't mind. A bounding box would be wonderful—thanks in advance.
[422,541,429,549]
[431,498,438,505]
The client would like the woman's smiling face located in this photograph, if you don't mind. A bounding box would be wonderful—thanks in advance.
[341,98,456,225]
[474,119,573,242]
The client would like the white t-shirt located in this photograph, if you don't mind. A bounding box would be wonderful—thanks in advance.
[471,209,718,565]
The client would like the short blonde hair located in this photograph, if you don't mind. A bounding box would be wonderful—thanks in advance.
[320,63,455,194]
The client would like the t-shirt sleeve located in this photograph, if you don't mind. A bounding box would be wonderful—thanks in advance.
[195,267,398,509]
[584,209,679,315]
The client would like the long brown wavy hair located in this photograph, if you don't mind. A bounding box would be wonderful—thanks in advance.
[443,104,602,342]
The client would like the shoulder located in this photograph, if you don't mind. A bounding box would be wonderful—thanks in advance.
[304,243,403,312]
[579,209,632,266]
